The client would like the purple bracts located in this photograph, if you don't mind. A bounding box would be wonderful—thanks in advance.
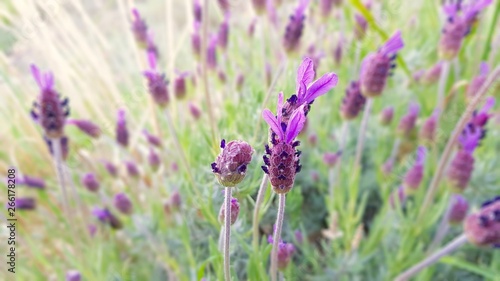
[211,140,253,187]
[114,192,133,215]
[81,173,99,192]
[403,146,426,191]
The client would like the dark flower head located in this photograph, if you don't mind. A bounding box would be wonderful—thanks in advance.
[116,109,129,147]
[31,64,69,139]
[143,52,169,107]
[341,80,366,120]
[19,175,45,189]
[283,0,309,53]
[81,173,99,192]
[333,37,343,66]
[463,196,500,246]
[92,207,122,229]
[447,194,469,224]
[212,140,253,187]
[114,192,133,215]
[11,197,36,210]
[174,72,188,100]
[67,119,101,138]
[403,146,426,191]
[131,8,148,46]
[193,0,202,22]
[359,31,404,97]
[447,125,481,191]
[218,197,240,225]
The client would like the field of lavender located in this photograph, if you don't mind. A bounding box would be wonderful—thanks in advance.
[1,0,500,280]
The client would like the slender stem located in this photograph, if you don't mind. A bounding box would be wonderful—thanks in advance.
[394,234,468,281]
[328,167,335,208]
[453,58,460,82]
[223,187,232,281]
[419,66,500,218]
[270,193,286,281]
[252,174,269,249]
[436,61,450,114]
[53,138,70,214]
[427,216,450,254]
[354,98,374,168]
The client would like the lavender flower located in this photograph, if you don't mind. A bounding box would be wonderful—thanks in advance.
[116,109,129,147]
[66,270,81,281]
[193,0,202,22]
[218,13,230,50]
[125,161,140,178]
[467,62,489,102]
[102,161,118,177]
[354,13,368,41]
[323,151,342,167]
[447,125,481,192]
[308,133,317,146]
[217,0,229,12]
[262,94,306,194]
[18,175,45,189]
[380,106,394,126]
[12,197,36,210]
[148,148,161,170]
[447,194,469,224]
[211,140,253,187]
[131,8,148,46]
[146,33,159,59]
[67,119,101,138]
[421,61,443,85]
[143,51,169,107]
[251,0,266,14]
[114,192,133,215]
[469,97,495,143]
[397,102,420,137]
[218,197,240,225]
[267,237,295,270]
[420,109,440,143]
[248,18,257,38]
[320,0,335,19]
[189,102,201,120]
[142,130,162,147]
[236,73,245,91]
[463,196,500,246]
[359,31,404,97]
[403,146,426,191]
[341,81,366,120]
[217,70,227,83]
[31,65,69,139]
[294,230,304,244]
[207,34,218,70]
[333,37,343,66]
[92,207,122,229]
[283,0,309,53]
[81,173,99,192]
[192,22,202,58]
[174,72,188,100]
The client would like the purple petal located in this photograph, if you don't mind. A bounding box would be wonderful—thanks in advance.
[479,62,489,76]
[303,72,338,103]
[480,97,495,114]
[296,57,315,92]
[415,146,427,165]
[381,30,404,56]
[263,109,284,141]
[285,105,306,143]
[30,64,43,88]
[132,8,140,21]
[147,51,157,70]
[277,92,284,123]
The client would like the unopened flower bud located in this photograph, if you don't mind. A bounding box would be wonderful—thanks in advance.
[116,109,129,147]
[218,197,240,225]
[114,192,133,215]
[380,106,394,126]
[341,81,366,120]
[66,270,81,281]
[447,194,469,224]
[81,173,99,192]
[67,119,101,138]
[212,140,253,187]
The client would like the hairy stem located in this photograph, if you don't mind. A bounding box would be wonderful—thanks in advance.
[419,66,500,218]
[252,174,269,249]
[394,234,467,281]
[223,187,232,281]
[427,216,450,254]
[270,193,286,281]
[354,98,374,168]
[53,138,70,215]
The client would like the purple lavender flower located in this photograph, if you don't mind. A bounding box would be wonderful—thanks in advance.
[114,192,133,215]
[142,130,162,147]
[92,207,122,229]
[251,0,266,14]
[447,125,481,192]
[11,197,36,210]
[116,109,129,147]
[31,65,69,139]
[146,33,159,59]
[320,0,335,19]
[131,8,148,46]
[102,161,118,177]
[193,0,202,22]
[218,13,230,51]
[174,72,188,100]
[333,37,343,66]
[380,106,394,126]
[236,73,245,91]
[397,102,420,137]
[359,31,404,97]
[67,119,101,138]
[212,140,254,187]
[189,102,201,120]
[463,196,500,246]
[467,62,489,102]
[470,97,495,135]
[170,190,182,210]
[207,34,218,70]
[403,146,426,191]
[192,22,202,58]
[323,151,342,167]
[143,52,170,107]
[218,197,240,225]
[341,81,366,120]
[125,161,140,178]
[262,94,306,194]
[354,13,368,41]
[421,61,443,85]
[18,175,45,189]
[389,186,406,208]
[294,230,304,244]
[308,133,317,146]
[266,237,295,270]
[217,70,227,83]
[217,0,229,12]
[382,158,394,175]
[66,270,81,281]
[81,173,99,192]
[439,0,492,60]
[283,0,309,53]
[148,148,161,170]
[248,18,257,38]
[447,194,469,224]
[420,109,440,143]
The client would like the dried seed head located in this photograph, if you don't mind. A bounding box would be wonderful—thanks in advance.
[31,65,69,139]
[341,81,366,120]
[116,109,129,147]
[283,0,308,53]
[447,194,469,224]
[360,31,404,97]
[67,119,101,138]
[380,106,394,126]
[212,140,253,187]
[81,173,99,192]
[463,197,500,246]
[143,52,169,107]
[218,197,240,225]
[114,192,133,215]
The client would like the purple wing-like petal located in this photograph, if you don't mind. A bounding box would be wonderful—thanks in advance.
[147,51,157,70]
[479,62,489,76]
[30,64,43,88]
[381,30,404,56]
[303,72,338,103]
[297,81,307,103]
[263,109,284,141]
[296,57,315,92]
[480,97,495,113]
[277,92,284,123]
[285,105,306,143]
[415,146,427,165]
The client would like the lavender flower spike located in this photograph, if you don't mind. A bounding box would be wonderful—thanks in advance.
[18,175,45,189]
[114,192,133,215]
[463,197,500,246]
[420,109,440,143]
[360,31,404,97]
[143,51,169,108]
[447,194,469,224]
[116,109,129,147]
[262,96,306,194]
[398,102,420,138]
[447,125,481,192]
[341,81,366,120]
[207,34,218,70]
[251,0,266,15]
[31,64,69,139]
[403,146,426,191]
[142,130,162,147]
[191,22,202,58]
[131,8,148,46]
[283,0,309,53]
[81,173,99,192]
[193,0,202,22]
[92,207,122,229]
[66,270,81,281]
[467,62,490,102]
[218,13,230,51]
[67,119,101,138]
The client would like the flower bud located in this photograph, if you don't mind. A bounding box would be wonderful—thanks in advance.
[174,73,188,100]
[189,102,201,120]
[67,119,101,138]
[142,130,162,147]
[92,207,122,229]
[81,173,99,192]
[103,161,118,177]
[341,81,366,120]
[66,270,81,281]
[403,146,426,191]
[12,197,36,210]
[447,194,469,224]
[420,110,439,143]
[19,175,45,189]
[116,109,129,147]
[354,13,368,41]
[397,102,420,138]
[277,241,295,270]
[125,161,140,178]
[218,197,240,225]
[114,192,133,215]
[323,151,341,167]
[380,106,394,126]
[212,140,253,187]
[283,1,308,53]
[148,148,161,171]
